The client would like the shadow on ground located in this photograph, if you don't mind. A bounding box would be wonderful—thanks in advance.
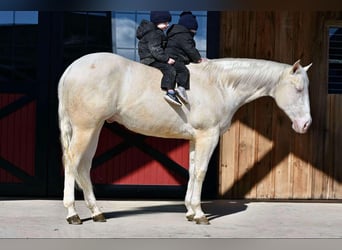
[81,200,248,223]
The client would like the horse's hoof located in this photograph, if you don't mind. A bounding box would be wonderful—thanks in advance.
[186,214,195,221]
[92,213,106,222]
[67,214,83,225]
[195,216,210,225]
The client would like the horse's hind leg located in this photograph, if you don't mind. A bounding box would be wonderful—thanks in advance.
[64,158,80,224]
[63,125,104,224]
[76,125,106,222]
[78,164,106,222]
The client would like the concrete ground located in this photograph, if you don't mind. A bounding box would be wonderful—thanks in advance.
[0,198,342,238]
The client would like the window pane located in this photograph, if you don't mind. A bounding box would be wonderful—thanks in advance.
[0,11,39,83]
[0,11,38,25]
[328,26,342,94]
[117,49,136,61]
[14,11,38,24]
[195,15,207,53]
[113,13,136,49]
[136,13,150,25]
[0,11,14,25]
[63,12,112,67]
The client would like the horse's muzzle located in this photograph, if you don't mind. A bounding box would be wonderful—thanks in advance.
[292,117,312,134]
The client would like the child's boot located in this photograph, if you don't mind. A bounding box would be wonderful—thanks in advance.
[164,90,182,106]
[175,86,189,104]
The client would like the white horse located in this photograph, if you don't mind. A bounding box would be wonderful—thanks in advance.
[58,52,312,225]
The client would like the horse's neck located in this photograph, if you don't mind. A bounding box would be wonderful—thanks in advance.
[210,59,286,105]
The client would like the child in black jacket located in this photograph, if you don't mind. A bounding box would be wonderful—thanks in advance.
[136,11,182,106]
[165,11,206,104]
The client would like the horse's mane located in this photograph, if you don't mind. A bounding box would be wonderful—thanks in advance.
[199,58,289,91]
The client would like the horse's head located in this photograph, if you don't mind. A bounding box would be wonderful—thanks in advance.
[273,60,312,134]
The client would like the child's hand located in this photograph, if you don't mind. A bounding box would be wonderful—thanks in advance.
[167,58,175,64]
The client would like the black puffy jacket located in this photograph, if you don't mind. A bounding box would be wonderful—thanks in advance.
[136,20,169,65]
[165,24,201,64]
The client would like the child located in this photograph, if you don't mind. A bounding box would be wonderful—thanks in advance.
[136,11,182,106]
[166,11,205,103]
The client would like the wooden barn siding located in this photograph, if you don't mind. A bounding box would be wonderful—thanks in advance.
[0,93,36,183]
[218,11,342,199]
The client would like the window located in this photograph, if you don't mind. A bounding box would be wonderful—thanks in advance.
[0,11,38,84]
[111,11,207,61]
[328,25,342,94]
[63,12,112,67]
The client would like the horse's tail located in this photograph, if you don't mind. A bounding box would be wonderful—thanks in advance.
[57,65,73,168]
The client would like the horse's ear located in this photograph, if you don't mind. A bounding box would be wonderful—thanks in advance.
[303,63,313,72]
[291,59,301,74]
[291,60,305,90]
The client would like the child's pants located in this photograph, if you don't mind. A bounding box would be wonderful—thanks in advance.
[150,61,190,90]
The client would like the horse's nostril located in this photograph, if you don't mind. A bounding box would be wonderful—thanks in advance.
[303,120,311,130]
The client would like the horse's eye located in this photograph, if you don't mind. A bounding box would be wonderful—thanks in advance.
[293,81,304,92]
[296,85,304,93]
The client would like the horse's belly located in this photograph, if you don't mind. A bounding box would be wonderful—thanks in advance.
[106,115,193,140]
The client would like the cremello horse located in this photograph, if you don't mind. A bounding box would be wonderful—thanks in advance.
[58,52,312,225]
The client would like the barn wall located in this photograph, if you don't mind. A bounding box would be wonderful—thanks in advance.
[218,11,342,199]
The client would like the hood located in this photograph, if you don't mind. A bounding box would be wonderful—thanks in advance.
[167,24,190,38]
[136,20,156,39]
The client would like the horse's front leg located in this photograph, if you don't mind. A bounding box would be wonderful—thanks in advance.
[184,140,196,221]
[188,128,219,225]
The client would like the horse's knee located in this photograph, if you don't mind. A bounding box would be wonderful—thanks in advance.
[195,170,207,182]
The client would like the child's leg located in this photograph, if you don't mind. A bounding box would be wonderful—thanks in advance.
[173,62,190,104]
[150,62,181,106]
[174,62,190,90]
[150,61,177,90]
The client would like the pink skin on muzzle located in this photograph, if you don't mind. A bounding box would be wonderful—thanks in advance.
[292,117,312,134]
